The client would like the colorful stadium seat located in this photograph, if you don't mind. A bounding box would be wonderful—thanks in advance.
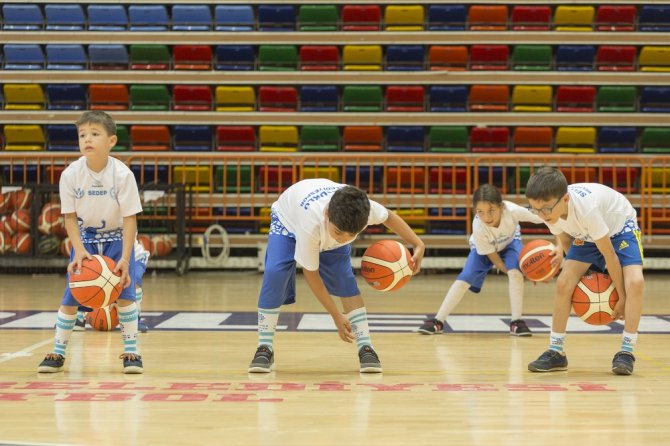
[3,125,45,151]
[342,86,383,112]
[386,126,425,152]
[427,5,466,31]
[258,45,298,71]
[129,85,170,111]
[428,126,469,153]
[46,84,87,110]
[342,45,383,70]
[258,86,298,112]
[3,84,45,110]
[172,166,212,192]
[128,5,169,31]
[214,5,254,31]
[640,87,670,112]
[640,128,670,153]
[343,126,383,151]
[428,46,468,71]
[130,44,170,70]
[131,125,171,151]
[639,46,670,72]
[511,86,553,112]
[597,86,637,112]
[342,5,381,31]
[513,127,553,153]
[428,86,468,112]
[215,86,256,112]
[3,44,45,70]
[386,86,425,112]
[385,45,425,71]
[259,126,299,152]
[469,45,509,70]
[300,126,340,152]
[173,126,213,151]
[299,86,339,112]
[88,44,129,70]
[555,45,595,71]
[595,5,636,32]
[173,45,213,70]
[298,5,338,31]
[639,6,670,32]
[171,5,212,31]
[173,86,212,111]
[595,45,637,71]
[87,5,128,31]
[555,86,596,112]
[597,127,637,153]
[215,45,255,71]
[510,6,551,31]
[45,4,85,31]
[216,126,256,151]
[470,127,510,153]
[511,45,552,71]
[89,84,129,110]
[299,46,339,71]
[553,6,595,31]
[2,5,43,30]
[469,85,509,112]
[468,6,508,31]
[257,5,296,31]
[384,5,425,31]
[45,44,87,70]
[46,125,78,151]
[555,127,597,153]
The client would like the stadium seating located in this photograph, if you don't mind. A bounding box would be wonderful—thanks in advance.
[639,6,670,32]
[130,45,170,70]
[638,46,670,72]
[3,125,45,151]
[129,85,170,111]
[511,45,552,71]
[386,45,425,71]
[384,6,424,31]
[258,45,298,71]
[428,46,468,70]
[45,44,87,70]
[258,87,298,112]
[386,86,425,112]
[428,86,468,112]
[214,5,254,31]
[173,86,213,111]
[469,85,509,111]
[597,86,637,112]
[555,45,595,71]
[511,6,551,31]
[171,5,212,31]
[555,86,596,112]
[428,127,469,153]
[46,84,87,110]
[3,44,45,70]
[640,87,670,112]
[89,84,129,110]
[555,127,597,153]
[131,125,171,151]
[2,4,43,30]
[259,126,299,152]
[386,127,425,152]
[3,84,45,110]
[45,4,85,31]
[342,45,383,70]
[427,5,466,31]
[470,127,510,153]
[299,126,340,152]
[511,86,553,112]
[553,6,595,31]
[468,5,508,31]
[597,127,638,153]
[216,126,256,151]
[88,44,129,70]
[343,86,383,112]
[173,126,213,151]
[87,5,128,31]
[46,125,78,151]
[257,5,296,31]
[343,126,383,151]
[299,46,339,71]
[299,86,339,112]
[298,5,338,31]
[595,5,636,32]
[215,45,255,71]
[595,46,637,71]
[513,127,553,153]
[215,87,256,112]
[341,5,381,31]
[641,128,670,153]
[128,5,169,31]
[173,45,213,70]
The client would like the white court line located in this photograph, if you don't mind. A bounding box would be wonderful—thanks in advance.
[0,338,53,364]
[0,441,74,446]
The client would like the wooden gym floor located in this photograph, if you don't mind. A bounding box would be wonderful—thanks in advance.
[1,270,670,446]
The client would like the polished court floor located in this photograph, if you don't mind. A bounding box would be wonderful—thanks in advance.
[1,270,670,446]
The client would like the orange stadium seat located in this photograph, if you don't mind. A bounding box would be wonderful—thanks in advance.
[89,84,129,110]
[428,46,468,71]
[513,127,553,153]
[130,125,171,151]
[469,85,509,112]
[468,6,508,31]
[387,167,426,193]
[343,126,383,151]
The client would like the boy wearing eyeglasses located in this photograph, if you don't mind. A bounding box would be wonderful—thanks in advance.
[525,167,644,375]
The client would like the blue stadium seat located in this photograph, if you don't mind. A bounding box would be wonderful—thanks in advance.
[427,5,467,30]
[428,86,468,112]
[640,87,670,112]
[257,5,296,31]
[345,166,383,192]
[555,45,595,71]
[597,127,637,153]
[172,5,212,31]
[87,5,128,31]
[131,165,169,183]
[214,5,254,31]
[88,44,129,70]
[386,126,426,152]
[3,165,39,183]
[639,6,670,32]
[46,125,78,151]
[46,84,87,110]
[173,125,213,151]
[2,44,45,70]
[44,4,85,31]
[427,208,467,235]
[45,44,87,70]
[214,45,255,71]
[2,5,43,30]
[385,45,425,71]
[299,86,339,112]
[128,5,169,31]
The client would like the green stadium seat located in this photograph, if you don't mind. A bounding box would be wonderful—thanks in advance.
[342,86,383,112]
[215,165,252,193]
[428,126,468,153]
[298,5,338,31]
[130,44,170,70]
[129,85,170,111]
[511,45,552,71]
[641,128,670,153]
[112,125,130,152]
[258,45,298,71]
[596,86,636,112]
[300,126,340,152]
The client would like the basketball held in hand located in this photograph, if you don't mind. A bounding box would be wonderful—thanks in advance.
[361,240,414,292]
[69,255,122,308]
[519,239,559,282]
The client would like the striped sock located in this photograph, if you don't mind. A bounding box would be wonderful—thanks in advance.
[621,331,638,353]
[258,308,280,350]
[54,311,76,356]
[118,303,139,354]
[347,307,372,350]
[76,310,86,323]
[135,287,143,315]
[549,331,566,353]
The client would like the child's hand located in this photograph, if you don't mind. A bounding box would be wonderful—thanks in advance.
[612,298,626,320]
[333,313,354,343]
[67,249,92,276]
[113,258,132,289]
[410,244,425,275]
[549,246,564,268]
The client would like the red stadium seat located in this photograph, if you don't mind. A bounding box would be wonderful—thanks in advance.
[511,6,551,31]
[172,85,212,111]
[595,5,636,32]
[595,46,636,71]
[216,126,256,151]
[469,45,509,70]
[299,45,339,71]
[258,86,298,112]
[173,45,212,70]
[342,5,381,31]
[470,127,510,153]
[386,86,425,112]
[556,86,596,112]
[513,127,553,153]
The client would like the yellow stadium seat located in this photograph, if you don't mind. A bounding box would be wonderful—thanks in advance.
[384,5,424,31]
[259,207,272,234]
[301,166,341,182]
[342,45,383,71]
[639,46,670,72]
[172,166,212,192]
[3,124,45,151]
[215,86,256,111]
[511,86,553,112]
[554,6,595,31]
[259,126,299,152]
[389,209,426,234]
[555,127,596,153]
[650,168,670,193]
[3,84,45,110]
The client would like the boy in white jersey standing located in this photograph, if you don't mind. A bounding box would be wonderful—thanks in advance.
[525,167,644,375]
[38,110,144,374]
[248,179,425,373]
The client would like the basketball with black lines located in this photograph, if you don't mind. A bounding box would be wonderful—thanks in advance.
[69,255,122,308]
[86,305,120,331]
[361,240,414,292]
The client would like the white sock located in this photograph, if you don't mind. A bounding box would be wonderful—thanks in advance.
[347,307,372,350]
[549,331,566,353]
[118,303,139,355]
[507,269,524,321]
[435,280,470,321]
[258,308,280,350]
[54,311,76,356]
[135,287,143,316]
[621,331,638,353]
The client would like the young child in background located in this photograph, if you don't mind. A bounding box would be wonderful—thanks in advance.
[248,178,425,373]
[418,184,545,336]
[525,167,644,375]
[38,110,144,374]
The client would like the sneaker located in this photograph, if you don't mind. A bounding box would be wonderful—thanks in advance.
[248,345,274,373]
[417,318,444,335]
[120,353,144,374]
[38,354,65,373]
[612,351,635,375]
[510,319,532,337]
[138,319,149,333]
[358,345,382,373]
[528,349,568,372]
[73,317,86,332]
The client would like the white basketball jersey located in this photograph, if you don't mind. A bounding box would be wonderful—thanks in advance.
[60,156,142,243]
[470,200,544,255]
[272,179,388,271]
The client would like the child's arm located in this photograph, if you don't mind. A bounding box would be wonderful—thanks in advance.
[551,233,571,268]
[486,253,508,274]
[594,235,627,319]
[114,215,137,289]
[382,211,426,273]
[302,269,355,343]
[63,213,91,274]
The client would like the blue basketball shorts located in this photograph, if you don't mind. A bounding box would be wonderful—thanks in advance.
[258,234,360,309]
[134,253,148,287]
[457,239,522,293]
[62,239,136,307]
[565,227,644,272]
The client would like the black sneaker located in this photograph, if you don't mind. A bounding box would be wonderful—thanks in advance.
[73,317,86,332]
[138,319,149,333]
[510,319,532,337]
[528,349,568,372]
[612,351,635,375]
[38,353,65,373]
[248,345,274,373]
[418,318,444,335]
[358,345,382,373]
[120,353,144,374]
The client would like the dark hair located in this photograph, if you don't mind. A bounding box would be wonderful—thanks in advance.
[328,186,370,234]
[75,110,117,136]
[525,167,568,201]
[472,184,503,208]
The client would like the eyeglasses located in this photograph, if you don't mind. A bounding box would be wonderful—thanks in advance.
[527,196,563,216]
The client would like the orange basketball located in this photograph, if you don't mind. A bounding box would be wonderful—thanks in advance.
[86,305,120,331]
[38,202,65,236]
[69,255,122,308]
[1,215,14,236]
[361,240,414,291]
[150,235,173,257]
[519,239,559,282]
[8,209,31,234]
[137,234,151,251]
[572,272,619,325]
[0,231,6,254]
[0,192,11,214]
[11,233,32,255]
[10,189,32,210]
